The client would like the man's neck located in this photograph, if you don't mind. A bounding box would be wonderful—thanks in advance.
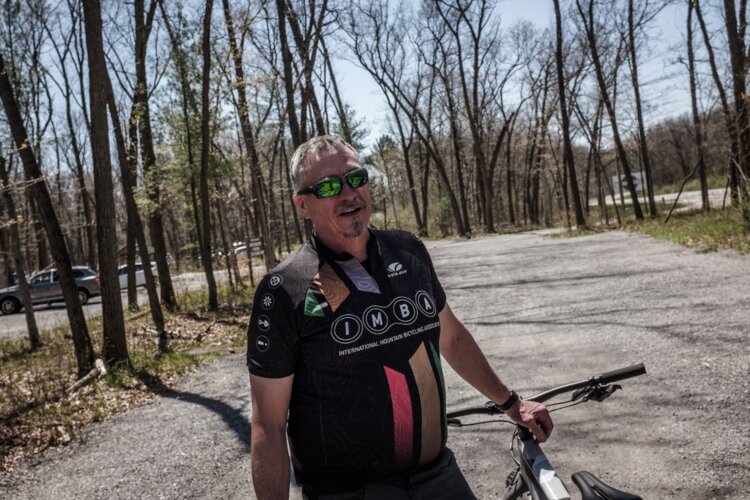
[315,230,370,262]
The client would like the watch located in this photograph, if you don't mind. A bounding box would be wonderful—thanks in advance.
[498,390,520,411]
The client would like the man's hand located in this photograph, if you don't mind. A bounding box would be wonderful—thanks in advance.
[505,400,554,443]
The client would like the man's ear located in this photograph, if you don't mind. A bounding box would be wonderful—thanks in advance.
[293,193,309,218]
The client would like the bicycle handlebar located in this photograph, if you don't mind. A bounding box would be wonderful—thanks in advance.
[528,363,646,403]
[446,363,646,418]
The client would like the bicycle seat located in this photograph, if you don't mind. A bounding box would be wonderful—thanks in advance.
[571,471,642,500]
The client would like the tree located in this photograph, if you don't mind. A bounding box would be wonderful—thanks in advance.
[722,0,750,225]
[626,0,658,216]
[576,0,644,219]
[199,0,219,310]
[222,0,276,270]
[686,0,710,211]
[104,54,168,352]
[82,0,129,366]
[0,153,41,348]
[341,0,428,235]
[0,53,94,378]
[694,0,740,206]
[133,0,178,310]
[553,0,586,228]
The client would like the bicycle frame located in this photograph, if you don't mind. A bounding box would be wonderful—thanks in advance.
[505,428,570,500]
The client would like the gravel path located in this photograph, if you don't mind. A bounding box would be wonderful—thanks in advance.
[2,230,748,499]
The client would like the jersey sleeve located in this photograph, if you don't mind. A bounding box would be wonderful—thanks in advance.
[246,273,299,378]
[412,233,447,312]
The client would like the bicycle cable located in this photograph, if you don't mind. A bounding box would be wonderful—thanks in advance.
[448,418,516,428]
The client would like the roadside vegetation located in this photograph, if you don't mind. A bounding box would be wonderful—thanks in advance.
[552,205,750,255]
[623,207,750,254]
[652,175,726,196]
[0,283,253,478]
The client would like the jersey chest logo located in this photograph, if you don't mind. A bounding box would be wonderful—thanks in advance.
[330,290,437,345]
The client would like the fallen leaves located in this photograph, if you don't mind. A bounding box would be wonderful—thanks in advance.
[0,303,249,478]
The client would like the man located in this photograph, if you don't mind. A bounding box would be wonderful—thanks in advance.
[247,135,552,499]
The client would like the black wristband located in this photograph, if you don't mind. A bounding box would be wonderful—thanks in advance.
[498,390,520,411]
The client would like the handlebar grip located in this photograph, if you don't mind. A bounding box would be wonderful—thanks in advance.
[596,363,646,384]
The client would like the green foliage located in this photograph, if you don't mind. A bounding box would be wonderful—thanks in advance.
[332,104,370,151]
[434,195,454,237]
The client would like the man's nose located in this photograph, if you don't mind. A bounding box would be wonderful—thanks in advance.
[339,179,359,198]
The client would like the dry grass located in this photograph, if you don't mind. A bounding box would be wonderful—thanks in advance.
[0,283,253,477]
[624,207,750,254]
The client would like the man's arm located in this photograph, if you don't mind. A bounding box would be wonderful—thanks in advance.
[249,373,294,500]
[438,304,553,442]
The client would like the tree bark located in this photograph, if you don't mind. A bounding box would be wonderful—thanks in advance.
[199,0,218,310]
[695,0,740,206]
[722,0,750,224]
[554,0,586,228]
[82,0,129,366]
[276,0,302,147]
[628,0,658,216]
[134,0,178,309]
[686,0,710,211]
[104,60,167,353]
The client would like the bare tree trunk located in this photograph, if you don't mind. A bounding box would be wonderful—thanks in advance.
[554,0,586,228]
[104,60,167,353]
[0,53,94,378]
[320,37,352,144]
[82,0,129,367]
[687,0,710,211]
[723,0,750,224]
[134,0,178,310]
[125,218,138,310]
[695,0,740,206]
[199,0,218,310]
[0,154,41,348]
[276,0,302,147]
[628,0,658,217]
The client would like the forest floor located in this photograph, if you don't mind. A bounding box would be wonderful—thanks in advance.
[0,285,253,479]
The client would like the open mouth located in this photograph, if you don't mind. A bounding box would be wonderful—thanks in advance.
[339,207,362,217]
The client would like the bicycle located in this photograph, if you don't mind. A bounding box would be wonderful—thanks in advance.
[447,363,647,500]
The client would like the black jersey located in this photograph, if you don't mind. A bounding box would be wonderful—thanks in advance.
[246,229,447,493]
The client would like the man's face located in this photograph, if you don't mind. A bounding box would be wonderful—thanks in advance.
[293,146,372,242]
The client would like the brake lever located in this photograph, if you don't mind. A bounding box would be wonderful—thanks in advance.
[588,384,622,402]
[572,386,592,401]
[572,383,622,402]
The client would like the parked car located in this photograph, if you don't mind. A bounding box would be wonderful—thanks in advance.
[0,266,101,315]
[117,262,157,289]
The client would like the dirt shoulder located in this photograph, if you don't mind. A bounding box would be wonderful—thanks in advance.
[2,230,748,499]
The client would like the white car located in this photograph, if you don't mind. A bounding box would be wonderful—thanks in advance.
[117,262,157,289]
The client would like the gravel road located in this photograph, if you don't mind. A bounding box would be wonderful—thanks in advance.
[2,230,748,499]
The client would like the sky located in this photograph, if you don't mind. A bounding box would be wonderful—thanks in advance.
[333,1,695,149]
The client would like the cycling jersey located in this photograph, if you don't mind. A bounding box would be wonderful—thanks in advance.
[247,229,447,494]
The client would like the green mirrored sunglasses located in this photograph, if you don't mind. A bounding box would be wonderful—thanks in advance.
[296,168,369,198]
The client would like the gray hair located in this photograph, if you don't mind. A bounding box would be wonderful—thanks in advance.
[290,135,359,192]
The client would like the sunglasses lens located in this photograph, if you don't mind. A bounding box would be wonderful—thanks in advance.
[315,178,342,198]
[347,169,368,188]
